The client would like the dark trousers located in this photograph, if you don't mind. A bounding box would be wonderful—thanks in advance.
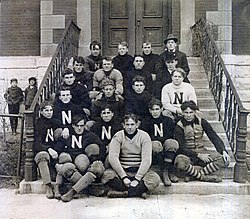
[8,103,20,131]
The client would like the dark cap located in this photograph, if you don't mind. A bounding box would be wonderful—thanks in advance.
[62,68,74,77]
[10,78,18,83]
[28,77,37,82]
[164,34,178,44]
[164,52,177,62]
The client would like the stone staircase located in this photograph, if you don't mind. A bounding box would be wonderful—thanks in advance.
[19,57,250,196]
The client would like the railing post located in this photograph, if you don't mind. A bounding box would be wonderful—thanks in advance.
[234,110,248,183]
[24,110,37,181]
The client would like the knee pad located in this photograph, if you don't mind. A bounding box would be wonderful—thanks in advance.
[58,152,72,164]
[61,163,78,178]
[69,172,82,183]
[163,139,179,152]
[85,144,100,157]
[55,163,64,174]
[88,161,105,178]
[75,154,90,173]
[34,151,50,164]
[174,155,191,171]
[152,141,163,154]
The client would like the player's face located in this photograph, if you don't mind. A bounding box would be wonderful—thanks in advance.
[118,45,128,56]
[183,107,195,122]
[40,106,53,119]
[103,85,115,98]
[90,45,101,57]
[133,57,145,70]
[74,61,84,73]
[59,90,72,104]
[123,118,138,134]
[132,81,145,94]
[142,43,152,55]
[166,40,177,51]
[101,108,114,122]
[11,81,17,87]
[165,60,177,71]
[73,119,85,135]
[102,60,113,72]
[149,105,162,118]
[29,80,36,86]
[63,73,75,86]
[172,71,184,86]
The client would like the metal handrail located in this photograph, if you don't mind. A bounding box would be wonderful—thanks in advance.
[191,19,249,183]
[24,20,81,181]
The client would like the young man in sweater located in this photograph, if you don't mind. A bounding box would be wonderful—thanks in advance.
[174,101,230,182]
[55,114,106,202]
[141,99,179,186]
[34,101,68,199]
[102,114,160,198]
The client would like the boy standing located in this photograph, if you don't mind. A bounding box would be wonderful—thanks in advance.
[4,78,24,135]
[24,77,37,110]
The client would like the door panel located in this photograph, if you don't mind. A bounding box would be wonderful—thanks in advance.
[102,0,170,56]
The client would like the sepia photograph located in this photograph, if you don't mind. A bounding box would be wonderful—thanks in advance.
[0,0,250,218]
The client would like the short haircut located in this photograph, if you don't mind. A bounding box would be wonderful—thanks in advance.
[10,78,18,83]
[181,101,199,111]
[133,54,144,61]
[132,75,146,85]
[123,114,139,123]
[73,56,84,64]
[62,68,74,77]
[148,98,163,109]
[58,86,71,94]
[101,79,115,88]
[100,104,114,113]
[72,114,88,125]
[28,77,37,86]
[90,40,101,50]
[171,67,186,78]
[119,41,128,48]
[102,56,113,64]
[40,101,54,111]
[142,41,152,47]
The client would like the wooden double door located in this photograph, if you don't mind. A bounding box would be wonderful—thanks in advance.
[102,0,171,56]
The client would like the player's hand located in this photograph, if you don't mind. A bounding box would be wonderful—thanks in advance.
[197,153,213,163]
[61,128,69,139]
[130,180,139,187]
[48,148,58,159]
[176,108,182,115]
[123,177,131,187]
[222,151,230,166]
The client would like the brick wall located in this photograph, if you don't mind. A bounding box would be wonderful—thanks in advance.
[171,0,180,43]
[232,0,250,55]
[195,0,218,21]
[0,0,40,56]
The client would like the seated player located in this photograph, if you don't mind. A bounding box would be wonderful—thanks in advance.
[91,79,125,120]
[55,114,106,202]
[92,56,123,99]
[101,114,160,198]
[174,101,230,182]
[161,68,197,121]
[125,75,154,120]
[34,101,68,199]
[141,99,178,186]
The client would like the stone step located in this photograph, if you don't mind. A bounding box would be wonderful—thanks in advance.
[187,57,202,65]
[196,89,214,98]
[188,64,205,72]
[189,72,207,80]
[190,79,209,89]
[197,98,217,109]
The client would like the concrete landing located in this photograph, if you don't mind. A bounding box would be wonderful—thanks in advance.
[19,179,250,196]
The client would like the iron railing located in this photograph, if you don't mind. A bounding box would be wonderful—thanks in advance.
[24,21,81,181]
[191,19,249,183]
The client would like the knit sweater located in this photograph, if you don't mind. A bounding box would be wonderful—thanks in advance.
[113,53,134,77]
[109,129,152,181]
[24,85,37,108]
[83,54,102,75]
[161,82,197,113]
[4,86,23,105]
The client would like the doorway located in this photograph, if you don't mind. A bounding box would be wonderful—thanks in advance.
[102,0,171,56]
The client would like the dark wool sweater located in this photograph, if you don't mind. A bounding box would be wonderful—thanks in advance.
[74,69,93,91]
[91,93,125,120]
[90,117,123,146]
[59,82,91,109]
[142,52,160,74]
[4,86,24,105]
[125,90,153,119]
[55,128,106,162]
[53,101,85,127]
[83,54,103,75]
[34,115,62,153]
[113,53,134,77]
[141,115,175,143]
[175,116,227,160]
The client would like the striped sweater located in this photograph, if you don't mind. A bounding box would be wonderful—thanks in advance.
[109,129,152,181]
